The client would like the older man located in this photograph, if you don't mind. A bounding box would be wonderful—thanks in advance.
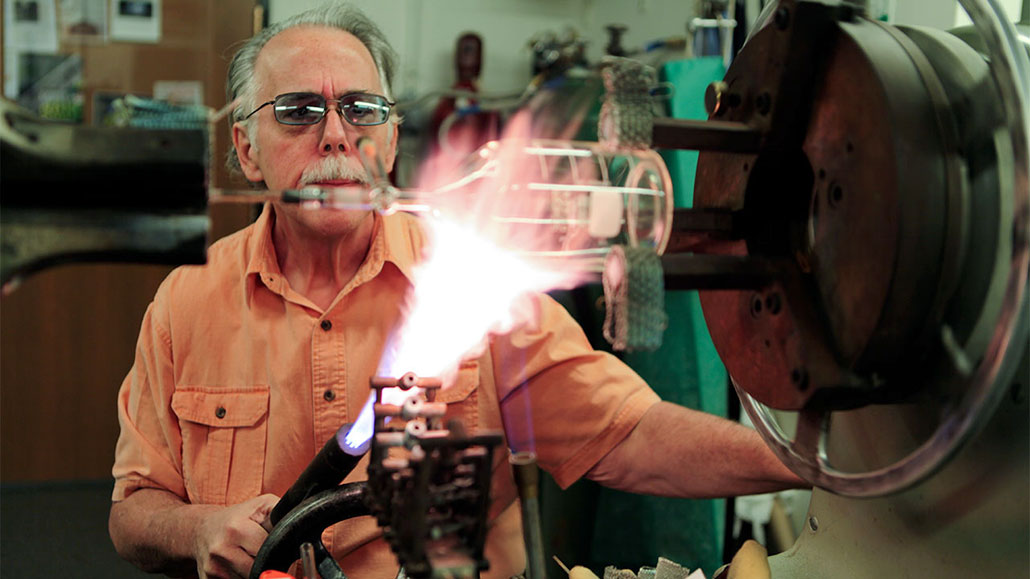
[108,4,803,579]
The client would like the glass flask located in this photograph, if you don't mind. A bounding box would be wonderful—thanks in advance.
[424,138,674,272]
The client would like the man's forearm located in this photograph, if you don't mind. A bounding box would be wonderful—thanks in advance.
[109,487,217,576]
[587,401,807,498]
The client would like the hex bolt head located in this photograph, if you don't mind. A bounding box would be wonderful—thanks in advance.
[750,294,764,317]
[756,92,772,116]
[791,367,810,391]
[705,80,730,116]
[1011,381,1026,404]
[775,7,791,30]
[828,182,844,208]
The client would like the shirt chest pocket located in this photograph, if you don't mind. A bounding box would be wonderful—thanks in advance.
[435,362,481,431]
[171,386,269,506]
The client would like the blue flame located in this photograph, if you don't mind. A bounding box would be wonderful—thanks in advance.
[342,394,376,452]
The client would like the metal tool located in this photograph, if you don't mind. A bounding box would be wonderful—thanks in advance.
[0,98,208,291]
[268,422,369,528]
[300,542,320,579]
[511,451,547,579]
[628,0,1028,576]
[367,373,503,579]
[251,372,503,579]
[627,0,1029,497]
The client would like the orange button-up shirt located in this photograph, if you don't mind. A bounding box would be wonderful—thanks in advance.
[113,203,660,578]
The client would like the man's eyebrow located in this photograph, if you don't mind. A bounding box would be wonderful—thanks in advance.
[273,89,362,96]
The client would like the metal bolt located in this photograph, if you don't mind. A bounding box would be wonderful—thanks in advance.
[750,294,764,317]
[705,80,730,116]
[1012,382,1026,404]
[756,92,772,116]
[796,250,812,274]
[828,183,844,208]
[791,367,810,391]
[775,7,791,30]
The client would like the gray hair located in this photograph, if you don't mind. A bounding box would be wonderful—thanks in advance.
[225,2,399,175]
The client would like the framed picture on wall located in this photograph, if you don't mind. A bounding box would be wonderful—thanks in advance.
[4,0,61,97]
[15,52,83,121]
[109,0,160,43]
[59,0,107,42]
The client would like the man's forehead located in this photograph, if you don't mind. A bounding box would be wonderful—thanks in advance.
[255,26,382,94]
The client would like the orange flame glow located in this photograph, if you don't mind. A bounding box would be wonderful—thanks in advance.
[359,111,589,433]
[350,89,667,443]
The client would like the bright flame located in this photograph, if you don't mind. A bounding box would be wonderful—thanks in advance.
[380,216,583,378]
[343,395,376,451]
[351,98,611,447]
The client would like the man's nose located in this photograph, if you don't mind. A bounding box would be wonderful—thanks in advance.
[319,108,352,155]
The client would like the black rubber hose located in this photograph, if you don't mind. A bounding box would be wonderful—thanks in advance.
[269,422,368,526]
[250,481,370,579]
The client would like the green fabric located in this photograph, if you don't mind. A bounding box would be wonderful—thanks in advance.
[657,57,727,208]
[540,58,730,578]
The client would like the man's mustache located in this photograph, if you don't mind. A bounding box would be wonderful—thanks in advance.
[299,156,370,186]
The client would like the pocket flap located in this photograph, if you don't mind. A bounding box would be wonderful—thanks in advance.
[437,361,479,403]
[172,386,270,427]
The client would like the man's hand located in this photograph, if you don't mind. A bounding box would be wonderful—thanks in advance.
[110,489,281,579]
[193,494,280,579]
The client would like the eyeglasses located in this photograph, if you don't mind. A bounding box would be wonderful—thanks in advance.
[243,92,395,126]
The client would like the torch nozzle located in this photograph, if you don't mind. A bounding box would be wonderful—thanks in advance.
[269,421,368,527]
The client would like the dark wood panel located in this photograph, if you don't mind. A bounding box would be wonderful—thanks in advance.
[1,264,171,481]
[1,0,258,483]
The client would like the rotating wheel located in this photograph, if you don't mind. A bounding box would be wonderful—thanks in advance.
[693,0,1029,497]
[249,482,370,579]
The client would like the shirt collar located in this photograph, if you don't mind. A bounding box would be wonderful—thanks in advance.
[243,203,422,303]
[244,203,280,281]
[378,210,421,284]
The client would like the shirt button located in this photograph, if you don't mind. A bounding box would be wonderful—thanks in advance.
[215,406,226,419]
[320,320,332,331]
[323,389,336,402]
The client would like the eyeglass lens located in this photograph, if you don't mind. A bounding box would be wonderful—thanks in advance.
[273,93,391,126]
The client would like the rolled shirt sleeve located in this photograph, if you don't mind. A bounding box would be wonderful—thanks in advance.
[112,284,187,502]
[491,293,661,488]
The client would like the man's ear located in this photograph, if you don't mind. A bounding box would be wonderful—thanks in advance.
[384,122,400,172]
[232,122,264,183]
